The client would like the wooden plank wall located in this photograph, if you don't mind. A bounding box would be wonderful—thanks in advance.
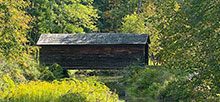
[39,44,146,69]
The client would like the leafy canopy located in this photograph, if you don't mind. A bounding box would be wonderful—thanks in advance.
[27,0,99,43]
[0,0,39,81]
[121,0,220,100]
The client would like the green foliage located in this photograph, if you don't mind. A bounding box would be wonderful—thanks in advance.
[94,0,139,32]
[0,58,40,83]
[119,0,165,56]
[27,0,99,43]
[120,13,146,34]
[0,58,26,83]
[121,0,220,100]
[157,0,220,100]
[0,75,120,102]
[123,63,145,78]
[159,77,194,102]
[39,63,64,81]
[58,92,87,102]
[1,0,219,101]
[0,0,40,81]
[159,73,220,102]
[123,65,173,101]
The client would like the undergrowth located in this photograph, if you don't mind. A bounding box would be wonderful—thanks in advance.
[0,75,120,102]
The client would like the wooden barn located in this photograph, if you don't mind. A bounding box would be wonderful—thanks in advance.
[37,33,150,69]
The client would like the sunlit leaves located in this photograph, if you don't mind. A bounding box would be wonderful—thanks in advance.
[174,1,180,12]
[121,0,220,100]
[0,0,35,62]
[0,0,39,81]
[158,0,220,100]
[28,0,99,35]
[0,75,120,102]
[94,0,139,32]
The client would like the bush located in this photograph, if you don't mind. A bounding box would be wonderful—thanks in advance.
[159,74,220,102]
[58,92,87,102]
[0,57,40,83]
[125,66,220,102]
[39,63,64,81]
[0,75,120,102]
[158,77,190,102]
[123,65,173,101]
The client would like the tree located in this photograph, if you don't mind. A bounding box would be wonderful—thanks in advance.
[94,0,140,32]
[121,0,220,100]
[158,0,220,100]
[27,0,99,43]
[120,0,173,62]
[0,0,39,81]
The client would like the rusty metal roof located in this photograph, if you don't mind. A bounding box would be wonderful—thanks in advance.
[37,33,150,45]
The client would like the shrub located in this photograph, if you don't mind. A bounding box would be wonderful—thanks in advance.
[58,92,87,102]
[123,63,145,79]
[158,77,190,102]
[159,74,220,102]
[0,57,40,83]
[123,65,173,101]
[39,63,64,81]
[0,75,120,102]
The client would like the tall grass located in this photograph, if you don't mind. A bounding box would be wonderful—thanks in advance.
[0,75,119,102]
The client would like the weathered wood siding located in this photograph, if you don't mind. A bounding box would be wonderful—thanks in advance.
[39,44,146,69]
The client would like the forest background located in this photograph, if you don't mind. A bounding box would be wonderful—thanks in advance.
[0,0,219,101]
